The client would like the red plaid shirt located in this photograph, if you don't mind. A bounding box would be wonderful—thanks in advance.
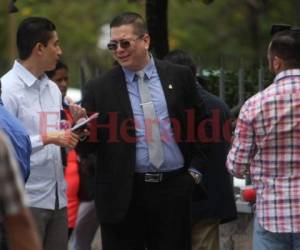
[227,69,300,233]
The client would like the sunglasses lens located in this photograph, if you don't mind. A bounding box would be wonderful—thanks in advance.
[107,43,117,51]
[120,40,131,49]
[107,39,135,51]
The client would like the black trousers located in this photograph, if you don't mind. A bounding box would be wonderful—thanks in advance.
[101,171,194,250]
[0,223,8,250]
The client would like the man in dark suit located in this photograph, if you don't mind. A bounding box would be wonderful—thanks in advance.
[80,12,208,250]
[164,50,237,250]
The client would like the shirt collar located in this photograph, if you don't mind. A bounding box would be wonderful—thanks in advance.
[123,55,155,84]
[274,69,300,83]
[13,60,49,88]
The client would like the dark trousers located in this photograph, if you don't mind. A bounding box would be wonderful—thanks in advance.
[30,194,68,250]
[0,223,8,250]
[101,171,194,250]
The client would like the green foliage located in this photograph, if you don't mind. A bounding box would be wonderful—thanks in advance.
[1,0,144,85]
[1,0,300,92]
[169,0,300,68]
[0,1,11,71]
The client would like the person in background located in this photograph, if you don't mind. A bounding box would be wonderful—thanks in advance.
[46,60,69,98]
[70,153,100,250]
[227,28,300,249]
[165,49,237,250]
[0,131,42,250]
[46,60,80,237]
[1,17,84,250]
[78,11,208,250]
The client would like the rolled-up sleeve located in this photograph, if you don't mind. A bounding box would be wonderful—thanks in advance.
[226,101,256,178]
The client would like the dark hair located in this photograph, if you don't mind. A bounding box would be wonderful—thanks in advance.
[269,30,300,68]
[110,12,148,36]
[270,24,300,36]
[17,17,56,60]
[164,49,197,76]
[45,60,68,79]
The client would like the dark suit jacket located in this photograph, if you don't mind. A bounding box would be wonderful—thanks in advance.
[191,84,237,224]
[80,59,208,223]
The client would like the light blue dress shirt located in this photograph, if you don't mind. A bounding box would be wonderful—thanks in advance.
[123,57,184,173]
[0,102,31,182]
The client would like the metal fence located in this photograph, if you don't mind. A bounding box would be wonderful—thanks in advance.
[194,55,271,117]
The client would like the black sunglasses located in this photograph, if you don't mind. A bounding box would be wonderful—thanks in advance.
[270,24,300,36]
[107,35,144,51]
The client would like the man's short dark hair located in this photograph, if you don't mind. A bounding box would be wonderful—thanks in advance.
[17,17,56,60]
[110,12,148,36]
[45,60,68,79]
[269,30,300,68]
[270,24,300,36]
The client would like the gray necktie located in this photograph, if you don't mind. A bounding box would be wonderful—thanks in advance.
[136,71,164,169]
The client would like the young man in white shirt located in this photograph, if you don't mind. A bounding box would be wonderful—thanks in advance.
[1,17,84,250]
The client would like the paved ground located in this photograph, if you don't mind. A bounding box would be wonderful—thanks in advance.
[220,214,253,250]
[68,227,102,250]
[69,215,253,250]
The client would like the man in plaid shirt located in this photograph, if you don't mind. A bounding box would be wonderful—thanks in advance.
[227,29,300,249]
[0,131,41,250]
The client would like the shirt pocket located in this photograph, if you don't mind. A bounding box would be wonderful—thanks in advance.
[18,96,41,134]
[39,103,61,133]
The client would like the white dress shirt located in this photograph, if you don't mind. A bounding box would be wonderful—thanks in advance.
[1,60,66,209]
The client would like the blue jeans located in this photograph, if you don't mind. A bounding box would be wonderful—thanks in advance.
[253,216,300,250]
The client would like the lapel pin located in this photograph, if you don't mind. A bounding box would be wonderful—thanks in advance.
[168,84,173,89]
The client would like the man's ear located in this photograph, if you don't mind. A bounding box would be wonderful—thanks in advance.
[272,55,284,72]
[143,34,150,50]
[33,42,45,56]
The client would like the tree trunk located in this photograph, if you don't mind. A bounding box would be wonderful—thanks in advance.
[145,0,169,59]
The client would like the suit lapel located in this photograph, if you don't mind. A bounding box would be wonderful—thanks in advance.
[155,59,175,117]
[112,67,134,119]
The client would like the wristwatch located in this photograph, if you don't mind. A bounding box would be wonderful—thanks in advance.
[188,170,202,184]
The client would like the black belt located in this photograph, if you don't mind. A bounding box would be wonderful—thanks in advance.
[135,168,185,183]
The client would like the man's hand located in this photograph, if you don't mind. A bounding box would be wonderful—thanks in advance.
[65,97,87,122]
[188,170,202,185]
[70,104,87,122]
[42,130,80,148]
